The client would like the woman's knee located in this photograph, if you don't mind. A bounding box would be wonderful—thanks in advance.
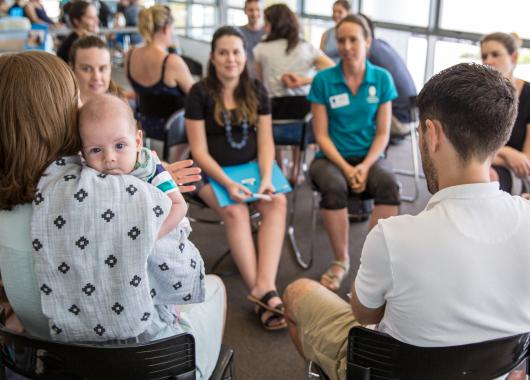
[219,203,249,222]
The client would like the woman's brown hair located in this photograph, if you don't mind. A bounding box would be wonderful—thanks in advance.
[138,5,173,44]
[206,26,258,126]
[263,3,300,54]
[69,35,126,99]
[480,32,520,55]
[68,0,92,29]
[0,52,80,210]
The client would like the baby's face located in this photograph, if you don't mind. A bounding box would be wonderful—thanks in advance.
[80,114,141,175]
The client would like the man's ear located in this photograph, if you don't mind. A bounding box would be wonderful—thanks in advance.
[425,118,443,152]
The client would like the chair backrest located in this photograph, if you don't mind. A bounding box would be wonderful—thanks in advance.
[0,311,196,380]
[162,108,187,161]
[271,96,313,149]
[181,55,203,79]
[348,326,530,380]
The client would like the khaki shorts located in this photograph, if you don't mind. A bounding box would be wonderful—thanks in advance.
[295,286,359,380]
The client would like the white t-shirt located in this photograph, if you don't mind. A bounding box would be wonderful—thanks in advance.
[253,38,322,97]
[355,182,530,347]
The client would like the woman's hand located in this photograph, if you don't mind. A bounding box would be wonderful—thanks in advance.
[504,150,530,178]
[257,177,275,196]
[351,163,369,193]
[165,159,202,193]
[226,181,252,203]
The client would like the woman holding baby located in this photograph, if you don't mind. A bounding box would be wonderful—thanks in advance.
[0,51,224,379]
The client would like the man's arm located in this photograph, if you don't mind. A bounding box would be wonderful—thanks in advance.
[350,283,386,325]
[350,224,392,325]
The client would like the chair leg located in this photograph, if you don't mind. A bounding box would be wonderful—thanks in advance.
[210,249,238,277]
[287,183,313,269]
[308,191,320,266]
[394,124,424,203]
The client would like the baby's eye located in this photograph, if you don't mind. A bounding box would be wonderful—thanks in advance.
[116,143,125,150]
[89,147,102,154]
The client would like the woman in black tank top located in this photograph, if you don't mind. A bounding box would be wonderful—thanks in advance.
[125,4,194,140]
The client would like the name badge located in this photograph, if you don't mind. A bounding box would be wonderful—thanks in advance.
[329,93,350,109]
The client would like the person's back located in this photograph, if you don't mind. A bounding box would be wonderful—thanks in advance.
[363,186,530,346]
[368,38,416,124]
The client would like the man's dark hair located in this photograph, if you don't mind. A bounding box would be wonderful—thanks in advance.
[417,63,517,162]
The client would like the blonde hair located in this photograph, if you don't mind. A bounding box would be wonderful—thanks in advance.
[139,5,173,44]
[0,52,80,210]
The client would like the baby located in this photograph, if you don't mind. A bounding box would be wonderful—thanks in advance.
[78,94,187,238]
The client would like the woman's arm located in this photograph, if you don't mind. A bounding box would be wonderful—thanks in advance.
[256,114,275,193]
[186,118,251,201]
[168,55,195,94]
[494,144,530,178]
[312,102,356,181]
[522,123,530,160]
[281,54,334,89]
[24,3,42,24]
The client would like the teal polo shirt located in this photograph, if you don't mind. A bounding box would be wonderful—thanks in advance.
[308,59,397,158]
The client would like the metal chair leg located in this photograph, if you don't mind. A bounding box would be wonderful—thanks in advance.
[394,124,424,203]
[287,183,313,269]
[210,249,238,277]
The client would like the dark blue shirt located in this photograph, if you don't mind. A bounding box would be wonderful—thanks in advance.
[368,39,417,123]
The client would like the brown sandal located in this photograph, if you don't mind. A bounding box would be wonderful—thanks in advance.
[320,260,350,291]
[247,290,285,316]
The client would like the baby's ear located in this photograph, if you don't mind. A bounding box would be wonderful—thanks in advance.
[136,129,143,150]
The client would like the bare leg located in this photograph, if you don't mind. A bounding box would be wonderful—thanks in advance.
[368,205,399,230]
[253,195,286,294]
[320,208,349,290]
[198,185,257,289]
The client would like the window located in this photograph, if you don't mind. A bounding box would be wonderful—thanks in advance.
[361,0,430,27]
[227,0,245,6]
[301,17,333,48]
[433,40,480,76]
[303,0,335,17]
[227,8,246,26]
[168,3,187,29]
[440,0,530,39]
[515,48,530,82]
[406,37,428,91]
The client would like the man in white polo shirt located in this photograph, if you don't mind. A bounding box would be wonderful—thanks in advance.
[283,63,530,380]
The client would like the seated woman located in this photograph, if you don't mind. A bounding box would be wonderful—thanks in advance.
[319,0,351,63]
[56,1,99,63]
[24,0,61,28]
[253,3,334,98]
[185,26,288,331]
[70,35,127,103]
[126,5,194,146]
[309,15,400,291]
[0,51,222,380]
[481,32,530,194]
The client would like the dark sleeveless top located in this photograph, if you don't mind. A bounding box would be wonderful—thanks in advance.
[127,49,186,139]
[507,81,530,152]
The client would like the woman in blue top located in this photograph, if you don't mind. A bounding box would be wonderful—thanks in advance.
[319,0,351,63]
[309,15,400,291]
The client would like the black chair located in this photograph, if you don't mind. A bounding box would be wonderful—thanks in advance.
[311,326,530,380]
[0,308,234,380]
[271,96,314,270]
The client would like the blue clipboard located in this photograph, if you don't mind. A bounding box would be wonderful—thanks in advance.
[24,23,48,51]
[209,161,292,208]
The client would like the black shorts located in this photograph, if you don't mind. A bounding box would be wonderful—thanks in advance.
[309,157,401,209]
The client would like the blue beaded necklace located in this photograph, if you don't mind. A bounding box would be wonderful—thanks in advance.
[222,109,249,150]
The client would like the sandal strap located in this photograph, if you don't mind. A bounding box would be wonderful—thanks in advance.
[330,260,350,272]
[259,290,280,307]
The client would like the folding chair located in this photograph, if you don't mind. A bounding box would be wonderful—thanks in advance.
[310,326,530,380]
[271,96,314,269]
[392,96,423,203]
[0,307,234,380]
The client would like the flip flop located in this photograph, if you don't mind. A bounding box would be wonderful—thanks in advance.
[247,290,285,317]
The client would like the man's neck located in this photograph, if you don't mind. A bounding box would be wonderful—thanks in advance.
[245,22,262,32]
[437,161,492,191]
